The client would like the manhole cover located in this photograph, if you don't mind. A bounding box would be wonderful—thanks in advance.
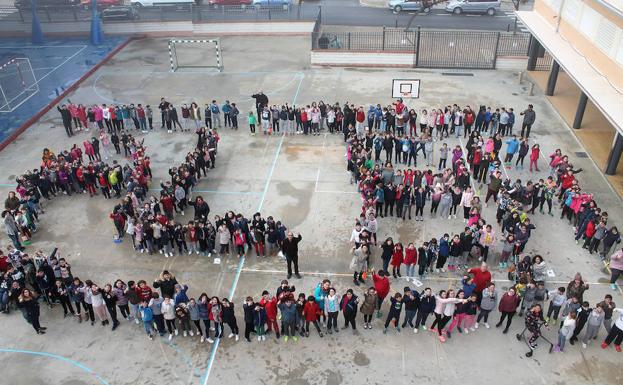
[575,152,588,158]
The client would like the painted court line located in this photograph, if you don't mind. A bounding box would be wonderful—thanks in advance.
[201,72,305,385]
[0,348,110,385]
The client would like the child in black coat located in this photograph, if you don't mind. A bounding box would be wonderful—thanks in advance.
[383,293,403,334]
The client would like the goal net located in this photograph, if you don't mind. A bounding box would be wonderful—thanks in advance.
[168,38,223,72]
[0,57,38,113]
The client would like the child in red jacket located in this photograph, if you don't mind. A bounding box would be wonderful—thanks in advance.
[233,229,246,258]
[373,270,390,318]
[259,290,279,338]
[390,243,404,279]
[303,296,323,337]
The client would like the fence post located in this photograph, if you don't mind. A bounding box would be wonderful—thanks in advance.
[73,7,78,21]
[493,31,501,69]
[18,9,24,22]
[382,26,386,51]
[45,8,51,22]
[297,3,300,19]
[415,26,421,67]
[348,32,351,50]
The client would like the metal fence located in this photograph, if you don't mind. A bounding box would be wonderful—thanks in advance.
[312,27,531,69]
[417,30,499,69]
[0,4,317,23]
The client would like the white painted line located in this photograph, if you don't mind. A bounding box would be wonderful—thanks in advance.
[314,168,321,193]
[201,72,305,385]
[36,45,88,85]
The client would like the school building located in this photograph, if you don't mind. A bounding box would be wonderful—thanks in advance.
[517,0,623,195]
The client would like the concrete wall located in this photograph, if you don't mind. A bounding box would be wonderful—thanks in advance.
[312,51,528,70]
[311,50,414,67]
[496,56,529,70]
[0,20,314,37]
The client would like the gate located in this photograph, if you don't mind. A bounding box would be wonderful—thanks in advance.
[416,30,499,69]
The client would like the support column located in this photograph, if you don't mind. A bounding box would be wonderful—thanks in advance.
[605,133,623,175]
[545,60,559,96]
[572,92,588,129]
[30,0,44,44]
[526,35,541,71]
[90,0,104,45]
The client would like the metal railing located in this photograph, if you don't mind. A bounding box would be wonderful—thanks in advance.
[313,27,530,55]
[497,32,530,56]
[313,28,418,52]
[311,27,531,69]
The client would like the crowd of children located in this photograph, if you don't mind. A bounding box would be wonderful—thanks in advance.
[2,248,622,353]
[2,95,622,361]
[3,122,151,252]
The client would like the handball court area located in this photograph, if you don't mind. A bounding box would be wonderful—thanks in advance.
[0,36,622,385]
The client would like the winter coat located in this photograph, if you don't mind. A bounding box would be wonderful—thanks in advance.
[303,301,321,322]
[360,292,378,315]
[349,248,368,272]
[498,293,520,313]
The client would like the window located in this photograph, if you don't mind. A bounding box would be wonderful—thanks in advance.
[562,0,580,24]
[595,18,618,54]
[616,37,623,66]
[579,6,600,39]
[548,0,562,12]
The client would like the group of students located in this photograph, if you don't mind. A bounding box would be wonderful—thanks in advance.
[157,98,241,133]
[108,125,221,253]
[3,245,623,354]
[3,126,151,253]
[57,102,155,137]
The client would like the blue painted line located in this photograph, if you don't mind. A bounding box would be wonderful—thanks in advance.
[0,183,17,187]
[0,348,110,385]
[163,340,202,377]
[201,72,305,385]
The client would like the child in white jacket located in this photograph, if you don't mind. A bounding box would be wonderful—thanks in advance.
[161,297,177,340]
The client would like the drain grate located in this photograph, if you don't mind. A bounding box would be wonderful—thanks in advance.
[575,152,589,158]
[441,72,474,76]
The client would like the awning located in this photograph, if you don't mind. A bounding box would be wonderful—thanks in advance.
[516,10,623,135]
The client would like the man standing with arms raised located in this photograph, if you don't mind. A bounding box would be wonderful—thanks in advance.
[252,91,269,122]
[282,231,302,279]
[520,104,536,138]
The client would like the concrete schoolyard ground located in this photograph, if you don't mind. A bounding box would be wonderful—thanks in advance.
[0,36,621,385]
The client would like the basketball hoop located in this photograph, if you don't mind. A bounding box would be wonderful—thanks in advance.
[401,91,411,98]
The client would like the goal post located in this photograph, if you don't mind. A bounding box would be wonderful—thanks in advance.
[0,57,39,113]
[168,38,223,72]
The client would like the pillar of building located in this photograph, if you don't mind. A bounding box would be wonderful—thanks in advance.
[605,133,623,175]
[572,92,588,129]
[526,35,541,71]
[545,60,560,96]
